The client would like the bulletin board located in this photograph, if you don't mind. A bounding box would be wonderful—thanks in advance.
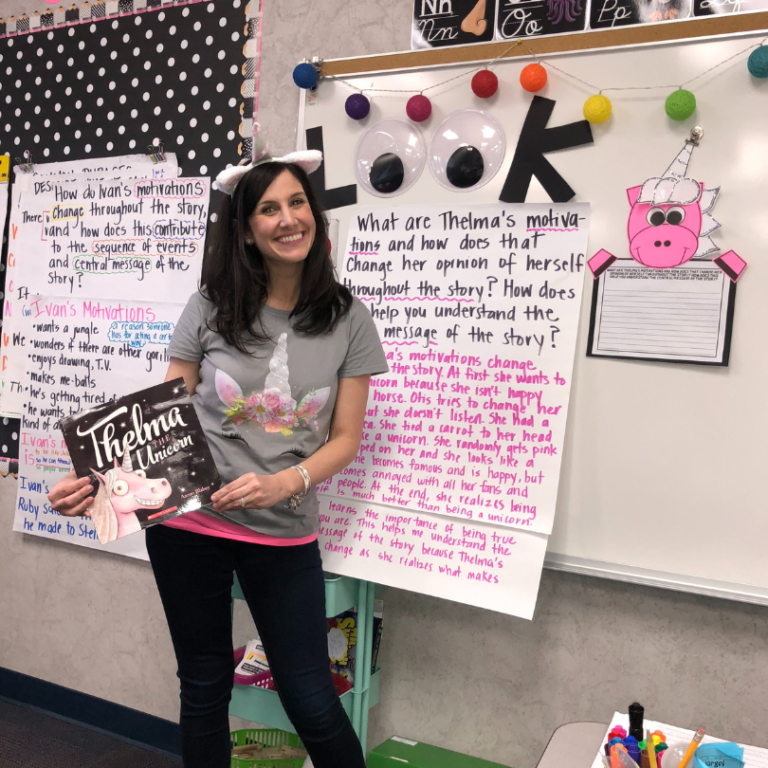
[0,0,259,462]
[0,0,259,553]
[301,28,768,606]
[0,0,251,174]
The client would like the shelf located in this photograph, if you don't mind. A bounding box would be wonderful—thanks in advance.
[230,575,379,745]
[230,669,381,734]
[232,574,361,617]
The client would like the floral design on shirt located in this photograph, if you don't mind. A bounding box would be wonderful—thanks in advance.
[214,333,330,437]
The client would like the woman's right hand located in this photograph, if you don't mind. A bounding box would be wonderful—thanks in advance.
[47,472,95,517]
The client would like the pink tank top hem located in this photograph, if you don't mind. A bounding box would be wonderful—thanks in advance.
[163,511,318,546]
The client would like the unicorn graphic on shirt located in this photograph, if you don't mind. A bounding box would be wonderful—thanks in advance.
[215,333,331,437]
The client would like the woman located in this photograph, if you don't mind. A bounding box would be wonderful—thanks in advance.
[47,148,388,768]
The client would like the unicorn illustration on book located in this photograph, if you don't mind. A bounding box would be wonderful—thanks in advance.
[588,128,747,282]
[215,333,330,437]
[89,452,173,544]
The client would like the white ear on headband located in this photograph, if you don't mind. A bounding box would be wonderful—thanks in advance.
[213,150,323,196]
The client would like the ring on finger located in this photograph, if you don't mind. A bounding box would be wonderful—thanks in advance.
[240,497,245,508]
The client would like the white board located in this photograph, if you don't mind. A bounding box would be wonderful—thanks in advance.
[302,31,768,605]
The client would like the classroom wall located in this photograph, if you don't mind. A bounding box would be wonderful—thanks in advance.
[2,1,768,767]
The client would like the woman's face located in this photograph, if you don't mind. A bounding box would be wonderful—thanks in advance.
[247,169,316,270]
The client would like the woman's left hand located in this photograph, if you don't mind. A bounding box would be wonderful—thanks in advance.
[211,471,296,513]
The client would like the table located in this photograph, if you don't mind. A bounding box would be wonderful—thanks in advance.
[536,722,608,768]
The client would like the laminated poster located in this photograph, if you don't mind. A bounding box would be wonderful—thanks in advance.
[496,0,587,40]
[412,0,498,49]
[589,0,691,29]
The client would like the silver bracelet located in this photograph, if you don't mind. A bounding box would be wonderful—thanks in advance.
[287,463,312,511]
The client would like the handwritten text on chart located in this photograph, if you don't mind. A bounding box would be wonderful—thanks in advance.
[330,204,590,536]
[317,497,548,620]
[21,297,174,427]
[0,174,209,416]
[16,177,208,298]
[12,297,182,550]
[108,321,175,348]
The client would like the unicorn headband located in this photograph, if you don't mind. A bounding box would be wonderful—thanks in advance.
[213,131,322,196]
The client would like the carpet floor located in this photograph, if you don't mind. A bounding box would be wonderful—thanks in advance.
[0,698,181,767]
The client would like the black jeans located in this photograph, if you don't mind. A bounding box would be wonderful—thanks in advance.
[145,524,365,768]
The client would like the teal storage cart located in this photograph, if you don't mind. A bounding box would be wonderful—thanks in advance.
[230,576,380,750]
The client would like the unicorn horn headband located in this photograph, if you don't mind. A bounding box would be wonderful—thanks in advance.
[213,131,322,196]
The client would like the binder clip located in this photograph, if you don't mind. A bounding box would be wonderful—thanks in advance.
[147,141,166,164]
[15,150,34,173]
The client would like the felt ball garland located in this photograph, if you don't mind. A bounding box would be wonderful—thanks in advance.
[292,36,765,126]
[520,63,547,92]
[292,62,318,89]
[471,69,499,98]
[583,94,612,124]
[748,46,768,79]
[345,93,371,120]
[406,94,432,122]
[665,89,696,121]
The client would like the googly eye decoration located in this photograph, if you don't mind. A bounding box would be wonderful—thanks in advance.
[354,119,427,197]
[429,109,506,193]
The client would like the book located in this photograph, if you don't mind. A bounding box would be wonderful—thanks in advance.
[371,598,384,673]
[234,637,270,683]
[326,599,384,685]
[327,610,357,684]
[60,378,220,544]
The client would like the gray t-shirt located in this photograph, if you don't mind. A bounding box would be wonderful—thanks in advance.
[169,292,388,537]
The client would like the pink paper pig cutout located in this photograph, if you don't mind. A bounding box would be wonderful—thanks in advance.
[626,185,704,268]
[588,138,746,281]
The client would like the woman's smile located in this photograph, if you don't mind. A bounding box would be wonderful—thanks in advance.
[248,169,317,268]
[275,232,307,244]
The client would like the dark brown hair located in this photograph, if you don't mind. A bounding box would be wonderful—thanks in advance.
[201,162,352,353]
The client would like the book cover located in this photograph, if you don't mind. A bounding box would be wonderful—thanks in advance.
[327,611,357,684]
[326,598,384,684]
[60,378,220,544]
[371,598,384,673]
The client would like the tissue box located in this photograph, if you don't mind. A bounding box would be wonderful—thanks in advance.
[367,737,512,768]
